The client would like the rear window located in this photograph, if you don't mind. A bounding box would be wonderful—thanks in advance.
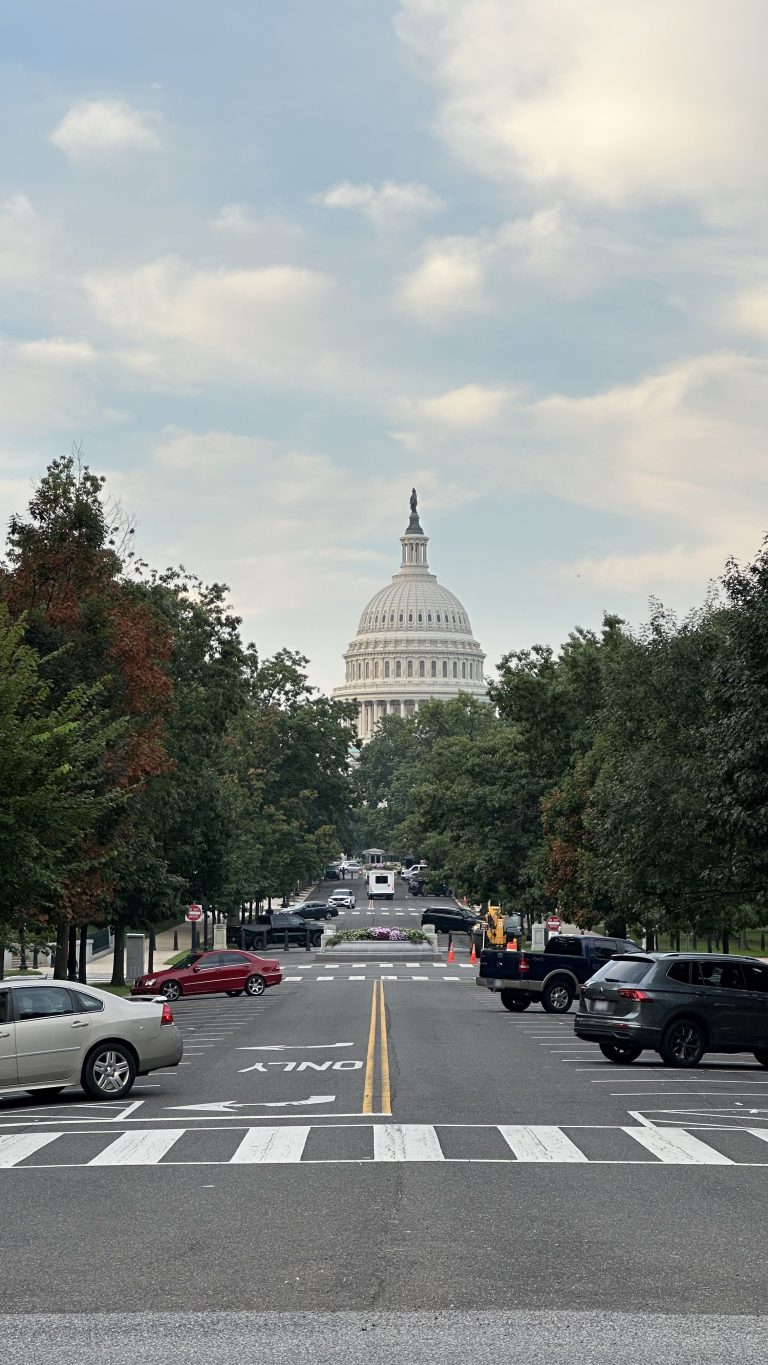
[594,958,653,984]
[545,937,583,956]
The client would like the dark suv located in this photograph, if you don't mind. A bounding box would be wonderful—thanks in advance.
[421,905,482,936]
[575,953,768,1067]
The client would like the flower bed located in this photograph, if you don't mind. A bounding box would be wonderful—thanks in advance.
[328,927,427,944]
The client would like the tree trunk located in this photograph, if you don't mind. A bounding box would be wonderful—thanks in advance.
[148,927,156,974]
[673,930,681,951]
[739,927,748,951]
[707,932,713,953]
[644,928,655,951]
[721,927,730,955]
[111,925,125,986]
[67,922,78,977]
[78,925,88,983]
[54,923,68,979]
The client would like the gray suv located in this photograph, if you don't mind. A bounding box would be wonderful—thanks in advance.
[574,953,768,1067]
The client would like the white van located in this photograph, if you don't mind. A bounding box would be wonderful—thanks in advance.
[367,869,395,900]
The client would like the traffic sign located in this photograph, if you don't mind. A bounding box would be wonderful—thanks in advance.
[186,903,203,923]
[546,914,561,933]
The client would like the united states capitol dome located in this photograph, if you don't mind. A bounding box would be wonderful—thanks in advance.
[333,490,487,741]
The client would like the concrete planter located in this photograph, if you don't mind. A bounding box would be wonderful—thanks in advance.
[319,933,440,959]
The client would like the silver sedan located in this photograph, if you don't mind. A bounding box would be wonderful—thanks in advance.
[0,979,183,1102]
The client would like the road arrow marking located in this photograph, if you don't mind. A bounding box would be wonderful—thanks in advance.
[166,1096,335,1112]
[237,1043,353,1052]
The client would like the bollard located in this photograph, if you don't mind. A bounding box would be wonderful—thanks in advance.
[305,926,311,952]
[240,928,246,950]
[173,930,178,952]
[284,929,290,953]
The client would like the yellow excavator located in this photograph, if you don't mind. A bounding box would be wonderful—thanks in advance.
[481,902,522,950]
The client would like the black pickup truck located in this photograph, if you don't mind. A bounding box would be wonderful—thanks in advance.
[228,914,323,951]
[478,934,643,1014]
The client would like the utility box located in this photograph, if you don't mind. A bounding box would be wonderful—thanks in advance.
[531,923,546,951]
[213,922,227,949]
[125,932,145,981]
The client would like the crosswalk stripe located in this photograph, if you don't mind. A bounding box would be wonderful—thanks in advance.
[373,1124,444,1162]
[0,1132,62,1167]
[230,1125,310,1164]
[623,1126,732,1164]
[88,1130,186,1166]
[499,1125,588,1162]
[747,1128,768,1147]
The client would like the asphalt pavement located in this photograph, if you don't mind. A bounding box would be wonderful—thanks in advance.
[3,875,767,1360]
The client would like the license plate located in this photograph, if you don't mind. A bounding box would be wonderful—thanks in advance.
[591,999,610,1012]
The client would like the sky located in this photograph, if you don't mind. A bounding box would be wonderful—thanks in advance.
[2,0,768,691]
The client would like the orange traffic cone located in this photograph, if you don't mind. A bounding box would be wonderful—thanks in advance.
[470,941,477,965]
[447,938,455,963]
[506,937,517,952]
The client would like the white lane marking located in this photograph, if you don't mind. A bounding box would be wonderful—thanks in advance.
[238,1043,354,1052]
[406,962,419,967]
[230,1126,310,1163]
[349,975,366,980]
[396,912,404,916]
[373,1124,444,1162]
[316,978,333,983]
[0,1132,63,1166]
[382,975,397,980]
[412,976,429,981]
[379,963,394,967]
[443,976,460,981]
[89,1129,185,1166]
[499,1126,588,1162]
[747,1129,768,1146]
[284,976,303,982]
[624,1126,733,1164]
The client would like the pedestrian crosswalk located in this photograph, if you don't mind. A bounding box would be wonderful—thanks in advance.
[2,1122,768,1168]
[281,972,471,982]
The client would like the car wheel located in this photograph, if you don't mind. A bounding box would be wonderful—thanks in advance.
[226,990,244,997]
[325,911,335,921]
[754,1049,768,1068]
[312,936,322,948]
[599,1042,643,1064]
[28,1087,65,1100]
[82,1044,137,1100]
[500,990,531,1012]
[541,978,574,1013]
[245,974,266,997]
[161,980,182,1001]
[660,1018,705,1068]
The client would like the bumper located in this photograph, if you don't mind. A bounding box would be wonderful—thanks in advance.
[138,1026,184,1073]
[573,1013,661,1047]
[477,976,538,993]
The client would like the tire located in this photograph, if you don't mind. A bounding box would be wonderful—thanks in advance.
[161,980,181,1002]
[325,911,335,921]
[226,990,244,997]
[754,1049,768,1068]
[82,1044,137,1100]
[28,1087,65,1100]
[312,936,322,949]
[540,978,574,1013]
[245,974,266,997]
[660,1017,706,1068]
[599,1041,643,1064]
[500,990,532,1013]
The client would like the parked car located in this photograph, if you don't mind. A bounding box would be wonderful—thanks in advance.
[0,978,182,1102]
[341,860,361,876]
[478,933,643,1014]
[421,905,483,936]
[575,952,768,1067]
[133,948,282,1002]
[228,914,323,950]
[324,866,341,880]
[293,900,338,921]
[328,889,356,909]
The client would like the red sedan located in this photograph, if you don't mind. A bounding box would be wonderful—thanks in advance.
[131,949,282,1002]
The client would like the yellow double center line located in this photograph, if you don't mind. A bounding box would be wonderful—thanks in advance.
[362,980,392,1115]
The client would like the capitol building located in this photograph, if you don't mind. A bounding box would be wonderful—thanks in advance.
[333,490,487,740]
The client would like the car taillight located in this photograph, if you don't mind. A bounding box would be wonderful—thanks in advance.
[617,988,651,1001]
[518,954,529,973]
[161,1003,174,1025]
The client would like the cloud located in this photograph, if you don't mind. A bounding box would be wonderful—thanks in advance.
[558,543,732,593]
[397,208,579,322]
[211,204,304,246]
[154,428,275,475]
[729,282,768,338]
[399,384,513,430]
[395,1,768,214]
[0,194,49,288]
[51,100,162,158]
[316,180,446,226]
[84,256,340,387]
[0,337,118,433]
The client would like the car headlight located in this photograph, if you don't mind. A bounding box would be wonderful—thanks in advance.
[143,977,156,987]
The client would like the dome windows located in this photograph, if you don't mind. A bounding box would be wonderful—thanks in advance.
[430,660,437,678]
[442,660,448,678]
[418,612,423,623]
[395,660,402,678]
[407,660,414,678]
[419,660,425,678]
[452,661,458,678]
[461,661,466,679]
[408,612,413,623]
[384,661,390,679]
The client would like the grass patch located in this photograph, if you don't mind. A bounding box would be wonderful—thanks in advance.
[87,983,132,996]
[3,969,43,977]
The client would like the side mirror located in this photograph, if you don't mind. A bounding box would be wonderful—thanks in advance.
[192,965,200,973]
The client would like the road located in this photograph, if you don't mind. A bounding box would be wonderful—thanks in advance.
[2,875,767,1361]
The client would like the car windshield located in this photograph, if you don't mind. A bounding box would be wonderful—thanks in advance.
[169,953,202,970]
[590,958,654,984]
